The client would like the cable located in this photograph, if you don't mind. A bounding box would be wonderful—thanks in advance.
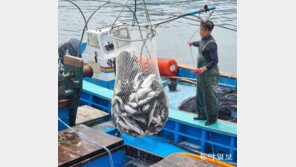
[94,0,237,32]
[111,0,131,28]
[188,27,199,67]
[58,117,114,167]
[131,0,137,26]
[64,0,88,30]
[78,2,109,57]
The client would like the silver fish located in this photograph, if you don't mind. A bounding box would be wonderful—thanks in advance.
[128,102,138,108]
[138,96,154,106]
[117,120,130,130]
[141,74,156,88]
[123,105,137,114]
[147,102,158,128]
[133,73,143,89]
[135,117,146,124]
[113,96,123,106]
[136,87,151,102]
[153,115,162,125]
[147,91,156,98]
[122,116,144,136]
[143,104,150,111]
[129,92,137,102]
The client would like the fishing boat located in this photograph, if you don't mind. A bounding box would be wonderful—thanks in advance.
[58,1,237,166]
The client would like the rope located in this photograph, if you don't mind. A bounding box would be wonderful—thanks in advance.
[58,118,114,167]
[111,0,131,28]
[64,0,88,30]
[131,0,137,26]
[78,2,109,57]
[188,27,199,67]
[93,0,237,32]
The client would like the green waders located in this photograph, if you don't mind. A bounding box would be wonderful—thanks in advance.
[196,40,220,122]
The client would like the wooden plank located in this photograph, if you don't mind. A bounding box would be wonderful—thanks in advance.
[58,124,123,167]
[151,153,219,167]
[63,55,84,68]
[75,105,109,125]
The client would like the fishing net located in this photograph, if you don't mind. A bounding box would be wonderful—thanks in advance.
[109,22,168,137]
[179,88,237,122]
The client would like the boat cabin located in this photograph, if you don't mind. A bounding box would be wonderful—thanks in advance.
[82,24,136,89]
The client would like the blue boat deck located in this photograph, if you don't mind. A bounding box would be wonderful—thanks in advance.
[81,80,236,136]
[79,79,237,163]
[164,81,196,109]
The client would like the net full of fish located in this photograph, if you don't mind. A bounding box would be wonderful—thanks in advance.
[111,51,169,137]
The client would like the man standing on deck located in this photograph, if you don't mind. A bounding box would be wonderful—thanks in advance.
[187,20,219,126]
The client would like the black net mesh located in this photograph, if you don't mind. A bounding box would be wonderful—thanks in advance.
[179,88,237,123]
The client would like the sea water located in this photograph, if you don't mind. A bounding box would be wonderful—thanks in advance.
[59,0,237,74]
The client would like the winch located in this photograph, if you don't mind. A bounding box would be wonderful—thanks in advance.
[58,53,93,130]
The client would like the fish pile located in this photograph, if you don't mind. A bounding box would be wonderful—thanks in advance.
[111,53,168,137]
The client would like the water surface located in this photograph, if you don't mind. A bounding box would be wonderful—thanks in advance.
[59,0,237,73]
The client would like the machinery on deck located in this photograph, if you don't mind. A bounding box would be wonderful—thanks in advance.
[58,52,93,130]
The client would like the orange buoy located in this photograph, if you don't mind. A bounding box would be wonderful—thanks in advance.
[136,56,178,76]
[157,58,178,76]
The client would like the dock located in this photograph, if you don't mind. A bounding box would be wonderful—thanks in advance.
[150,153,219,167]
[58,124,123,167]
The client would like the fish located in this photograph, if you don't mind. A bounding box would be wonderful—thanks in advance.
[111,60,169,136]
[136,87,151,101]
[135,117,146,124]
[133,73,143,88]
[128,102,138,108]
[142,104,150,111]
[147,91,156,98]
[112,95,123,106]
[123,105,137,114]
[141,74,156,88]
[129,92,137,102]
[117,120,130,130]
[138,96,155,106]
[122,116,145,136]
[152,115,162,125]
[147,101,158,128]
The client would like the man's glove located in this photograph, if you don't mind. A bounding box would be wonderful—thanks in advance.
[193,68,202,76]
[187,40,193,46]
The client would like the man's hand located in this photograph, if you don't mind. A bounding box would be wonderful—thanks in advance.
[193,66,207,76]
[201,66,207,72]
[187,40,193,46]
[193,68,202,76]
